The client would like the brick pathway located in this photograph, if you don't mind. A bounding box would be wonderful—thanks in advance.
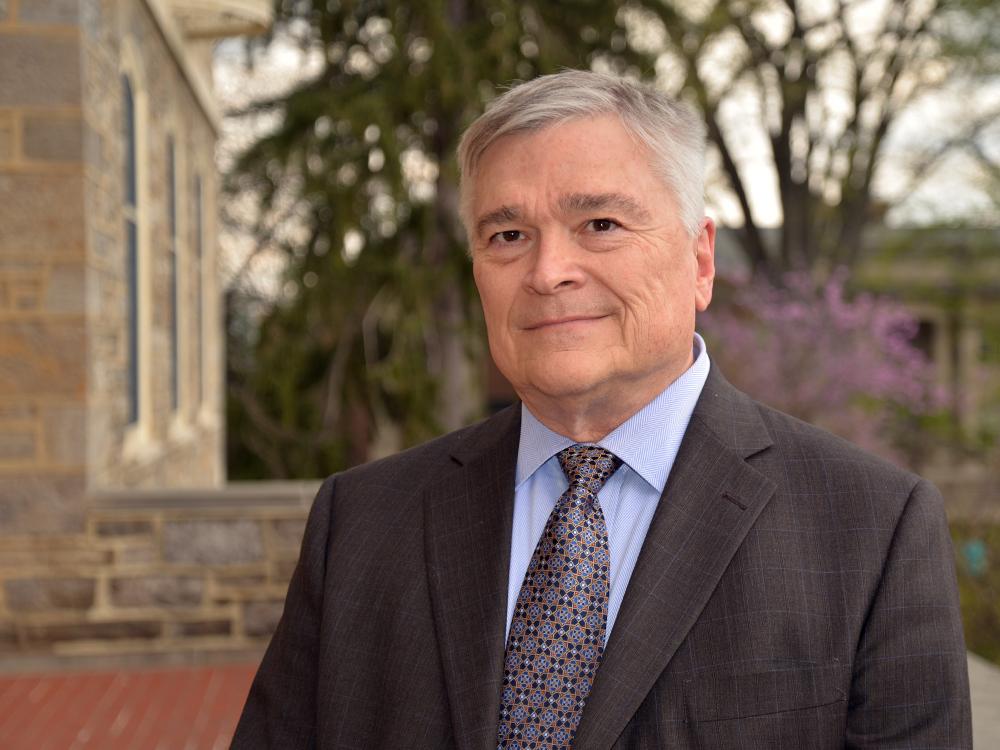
[0,662,257,750]
[0,654,998,747]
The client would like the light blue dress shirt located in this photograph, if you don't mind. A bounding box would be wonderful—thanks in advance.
[505,333,711,645]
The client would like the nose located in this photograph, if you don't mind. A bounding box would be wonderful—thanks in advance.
[523,230,586,295]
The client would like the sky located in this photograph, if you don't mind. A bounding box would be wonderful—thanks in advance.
[212,10,1000,295]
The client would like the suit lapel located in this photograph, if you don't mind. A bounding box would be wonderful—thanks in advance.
[575,369,777,748]
[424,405,520,750]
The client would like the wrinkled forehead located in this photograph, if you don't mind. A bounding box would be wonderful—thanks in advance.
[460,113,658,222]
[462,111,636,184]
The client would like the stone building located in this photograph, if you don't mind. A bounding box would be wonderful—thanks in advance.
[857,227,1000,516]
[0,0,315,663]
[1,2,995,664]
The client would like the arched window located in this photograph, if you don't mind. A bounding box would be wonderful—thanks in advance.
[122,74,139,425]
[167,134,179,412]
[193,173,204,409]
[120,39,154,457]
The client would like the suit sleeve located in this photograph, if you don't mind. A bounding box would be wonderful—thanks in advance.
[231,476,336,749]
[846,478,973,748]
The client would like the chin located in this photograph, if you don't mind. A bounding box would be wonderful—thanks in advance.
[519,362,609,401]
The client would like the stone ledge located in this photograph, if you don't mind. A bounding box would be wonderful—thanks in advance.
[88,481,321,511]
[0,484,320,658]
[51,635,267,658]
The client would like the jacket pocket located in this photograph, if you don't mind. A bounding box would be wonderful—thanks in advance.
[685,662,848,722]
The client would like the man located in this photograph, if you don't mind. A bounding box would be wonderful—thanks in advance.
[234,71,971,749]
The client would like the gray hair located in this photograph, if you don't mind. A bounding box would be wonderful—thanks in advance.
[457,69,707,238]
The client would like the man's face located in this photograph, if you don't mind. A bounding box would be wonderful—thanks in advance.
[469,114,715,412]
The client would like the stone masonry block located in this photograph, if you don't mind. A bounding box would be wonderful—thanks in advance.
[0,536,109,567]
[0,473,86,533]
[9,278,42,311]
[269,559,297,586]
[0,174,84,254]
[0,429,37,462]
[163,520,265,565]
[5,577,95,612]
[23,115,83,162]
[109,576,204,608]
[0,402,37,419]
[211,572,268,605]
[42,404,85,465]
[18,0,80,25]
[214,572,267,589]
[169,619,231,638]
[270,518,307,554]
[0,319,86,397]
[0,112,13,161]
[114,544,158,565]
[95,519,155,537]
[42,261,85,314]
[0,621,16,652]
[243,600,284,638]
[19,620,162,647]
[0,35,81,107]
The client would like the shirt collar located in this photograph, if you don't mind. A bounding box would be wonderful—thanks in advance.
[516,332,711,492]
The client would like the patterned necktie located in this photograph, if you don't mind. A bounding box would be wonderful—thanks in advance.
[497,444,622,750]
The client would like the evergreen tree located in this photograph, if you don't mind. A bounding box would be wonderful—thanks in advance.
[226,0,997,478]
[226,1,639,478]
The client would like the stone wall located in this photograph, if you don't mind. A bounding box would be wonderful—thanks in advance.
[81,0,224,490]
[0,0,88,533]
[0,471,991,662]
[1,0,225,530]
[0,483,318,660]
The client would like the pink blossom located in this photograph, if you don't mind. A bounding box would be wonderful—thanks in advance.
[699,269,947,467]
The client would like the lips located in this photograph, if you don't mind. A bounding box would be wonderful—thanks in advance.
[523,314,608,330]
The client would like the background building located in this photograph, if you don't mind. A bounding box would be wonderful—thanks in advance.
[0,0,310,663]
[0,0,996,665]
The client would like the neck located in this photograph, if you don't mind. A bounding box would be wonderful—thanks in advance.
[519,357,693,443]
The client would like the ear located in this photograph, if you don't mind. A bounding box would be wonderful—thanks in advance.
[694,217,716,312]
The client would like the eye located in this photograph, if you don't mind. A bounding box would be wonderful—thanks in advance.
[587,218,620,232]
[490,229,525,243]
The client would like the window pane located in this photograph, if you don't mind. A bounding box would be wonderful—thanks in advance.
[126,218,139,424]
[193,174,203,408]
[168,136,178,411]
[122,76,136,207]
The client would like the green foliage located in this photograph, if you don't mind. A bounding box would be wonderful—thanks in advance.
[227,1,642,478]
[226,0,1000,479]
[951,520,1000,666]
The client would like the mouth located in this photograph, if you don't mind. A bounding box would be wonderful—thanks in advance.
[523,314,609,331]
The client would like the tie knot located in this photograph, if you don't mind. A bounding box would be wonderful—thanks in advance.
[557,445,621,495]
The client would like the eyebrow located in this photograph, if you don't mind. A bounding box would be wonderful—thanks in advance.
[475,205,522,238]
[559,192,652,222]
[473,191,652,238]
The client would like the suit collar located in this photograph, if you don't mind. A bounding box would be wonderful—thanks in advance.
[515,335,711,493]
[425,405,520,750]
[689,364,775,459]
[426,368,776,750]
[575,366,777,748]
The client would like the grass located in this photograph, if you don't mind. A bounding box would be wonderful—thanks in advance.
[951,521,1000,666]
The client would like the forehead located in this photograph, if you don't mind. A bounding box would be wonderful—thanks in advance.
[474,115,660,192]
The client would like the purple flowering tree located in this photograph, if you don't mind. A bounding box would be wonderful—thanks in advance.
[699,270,948,468]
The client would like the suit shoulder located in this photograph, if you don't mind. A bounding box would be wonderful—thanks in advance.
[750,398,923,499]
[325,404,517,493]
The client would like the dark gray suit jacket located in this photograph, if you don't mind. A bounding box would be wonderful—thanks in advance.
[233,367,972,748]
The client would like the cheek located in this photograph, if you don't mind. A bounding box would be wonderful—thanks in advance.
[474,268,500,318]
[617,273,691,348]
[478,285,512,335]
[474,273,517,356]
